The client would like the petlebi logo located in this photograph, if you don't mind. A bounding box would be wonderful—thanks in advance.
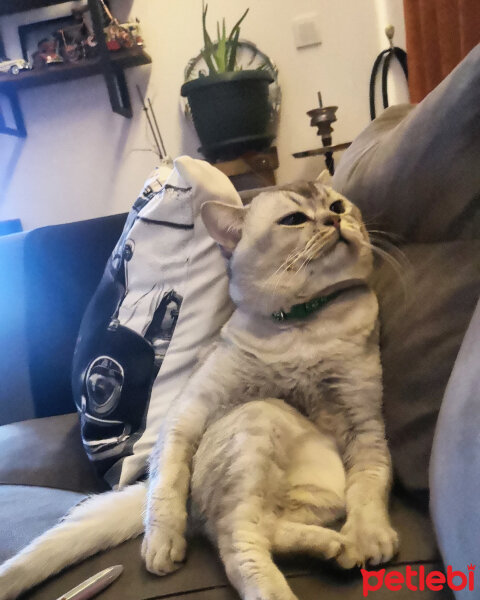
[361,564,475,596]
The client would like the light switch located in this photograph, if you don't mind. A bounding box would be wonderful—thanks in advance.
[293,13,321,49]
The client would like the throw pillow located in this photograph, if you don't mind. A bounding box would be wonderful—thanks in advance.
[72,156,242,488]
[370,241,480,496]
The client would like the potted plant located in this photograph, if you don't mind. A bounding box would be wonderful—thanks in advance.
[181,4,274,162]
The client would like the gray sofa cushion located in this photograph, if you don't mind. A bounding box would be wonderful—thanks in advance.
[333,44,480,243]
[1,485,439,600]
[0,485,83,564]
[371,241,480,495]
[0,413,108,494]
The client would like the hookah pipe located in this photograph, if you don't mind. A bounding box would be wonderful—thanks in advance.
[306,91,338,175]
[293,25,407,174]
[292,91,351,175]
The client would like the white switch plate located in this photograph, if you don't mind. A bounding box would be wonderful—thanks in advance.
[293,13,321,49]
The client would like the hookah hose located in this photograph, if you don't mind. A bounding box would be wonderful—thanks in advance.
[369,46,408,120]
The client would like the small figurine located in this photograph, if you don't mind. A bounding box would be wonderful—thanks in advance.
[99,0,143,51]
[32,38,63,69]
[56,8,98,63]
[57,29,81,62]
[104,20,134,51]
[122,19,143,47]
[0,57,32,75]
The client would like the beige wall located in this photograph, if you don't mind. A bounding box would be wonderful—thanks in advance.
[0,0,408,230]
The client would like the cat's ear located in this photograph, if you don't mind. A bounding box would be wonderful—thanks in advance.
[316,169,332,186]
[201,201,247,250]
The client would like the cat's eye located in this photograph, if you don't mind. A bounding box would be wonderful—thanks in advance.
[329,200,345,214]
[277,212,310,226]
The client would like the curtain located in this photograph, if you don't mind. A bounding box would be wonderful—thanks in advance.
[403,0,480,102]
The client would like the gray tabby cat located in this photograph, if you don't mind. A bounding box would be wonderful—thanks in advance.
[0,180,399,600]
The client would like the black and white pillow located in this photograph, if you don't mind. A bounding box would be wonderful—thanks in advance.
[72,156,243,488]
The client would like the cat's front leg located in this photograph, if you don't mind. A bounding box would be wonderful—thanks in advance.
[142,457,190,575]
[142,348,243,575]
[142,395,215,575]
[333,368,399,568]
[338,444,399,569]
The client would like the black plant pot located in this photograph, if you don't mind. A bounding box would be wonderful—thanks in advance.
[181,70,274,162]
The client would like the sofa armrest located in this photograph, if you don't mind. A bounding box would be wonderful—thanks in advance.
[430,297,480,570]
[0,232,35,425]
[0,214,127,424]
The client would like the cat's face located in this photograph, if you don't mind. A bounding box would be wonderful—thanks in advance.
[202,181,373,315]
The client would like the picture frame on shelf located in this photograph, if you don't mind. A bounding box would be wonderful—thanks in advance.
[18,6,97,67]
[19,15,75,62]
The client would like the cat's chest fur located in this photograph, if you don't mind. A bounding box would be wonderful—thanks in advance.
[221,287,379,419]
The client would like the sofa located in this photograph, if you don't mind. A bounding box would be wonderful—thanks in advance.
[1,47,479,600]
[0,207,458,600]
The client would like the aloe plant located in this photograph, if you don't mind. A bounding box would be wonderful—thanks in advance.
[199,2,249,75]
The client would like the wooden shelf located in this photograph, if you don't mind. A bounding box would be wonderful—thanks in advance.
[0,0,153,136]
[0,48,151,91]
[0,1,76,17]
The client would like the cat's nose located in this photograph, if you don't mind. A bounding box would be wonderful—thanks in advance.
[324,215,341,229]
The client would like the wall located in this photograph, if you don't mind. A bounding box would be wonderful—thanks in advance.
[0,0,409,230]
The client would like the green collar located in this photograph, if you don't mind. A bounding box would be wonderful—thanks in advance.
[271,289,347,323]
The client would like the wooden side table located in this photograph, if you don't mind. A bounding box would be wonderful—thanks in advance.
[213,147,279,191]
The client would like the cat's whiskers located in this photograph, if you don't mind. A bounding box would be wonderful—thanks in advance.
[267,225,351,303]
[267,248,301,283]
[367,233,407,261]
[303,233,320,253]
[295,254,313,276]
[266,233,323,300]
[367,235,409,273]
[292,230,337,276]
[367,229,405,243]
[267,249,303,300]
[357,238,409,302]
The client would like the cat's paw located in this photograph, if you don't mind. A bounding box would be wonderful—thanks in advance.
[321,530,345,560]
[142,524,187,576]
[336,515,399,569]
